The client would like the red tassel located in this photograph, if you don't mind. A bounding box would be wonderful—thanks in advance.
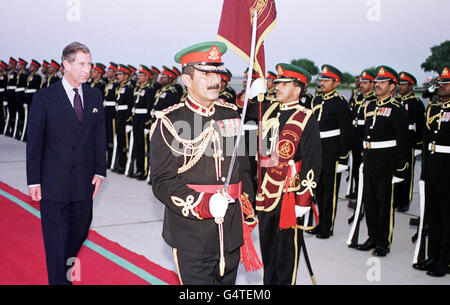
[239,194,263,272]
[279,191,296,229]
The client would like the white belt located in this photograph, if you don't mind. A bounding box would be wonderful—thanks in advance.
[363,140,397,149]
[104,101,116,106]
[15,87,25,92]
[0,88,5,92]
[357,120,365,126]
[7,86,16,90]
[25,89,37,94]
[116,105,128,111]
[408,124,416,131]
[320,129,340,138]
[133,108,148,114]
[428,143,450,154]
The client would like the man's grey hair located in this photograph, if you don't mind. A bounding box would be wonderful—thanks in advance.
[61,41,90,63]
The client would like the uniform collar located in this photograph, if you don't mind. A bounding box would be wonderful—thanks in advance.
[363,91,376,99]
[279,100,299,111]
[400,92,415,100]
[376,95,393,106]
[323,90,336,100]
[185,95,215,117]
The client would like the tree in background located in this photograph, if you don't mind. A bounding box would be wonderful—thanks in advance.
[421,40,450,73]
[291,58,319,76]
[341,72,355,87]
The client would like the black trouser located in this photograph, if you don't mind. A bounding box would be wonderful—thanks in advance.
[114,116,127,169]
[316,167,342,233]
[258,203,300,285]
[173,247,240,285]
[15,93,25,139]
[132,114,146,175]
[363,174,395,249]
[5,91,15,136]
[0,96,5,134]
[425,179,450,269]
[104,106,115,168]
[394,148,415,208]
[350,144,363,196]
[40,198,93,285]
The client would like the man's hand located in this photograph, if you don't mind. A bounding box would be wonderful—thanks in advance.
[29,185,42,201]
[92,175,103,199]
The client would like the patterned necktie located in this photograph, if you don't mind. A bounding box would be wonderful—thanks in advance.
[73,88,83,122]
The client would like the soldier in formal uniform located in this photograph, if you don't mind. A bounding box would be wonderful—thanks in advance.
[39,60,49,89]
[348,76,362,110]
[347,69,377,200]
[13,58,29,140]
[265,71,277,103]
[43,60,61,88]
[4,57,17,137]
[128,65,137,88]
[111,64,134,174]
[0,60,8,134]
[250,63,322,285]
[150,41,256,285]
[355,66,410,256]
[172,66,184,100]
[152,66,180,114]
[219,69,236,104]
[128,65,154,180]
[22,59,42,141]
[90,63,106,99]
[416,64,450,277]
[104,62,118,168]
[309,64,353,239]
[236,68,258,110]
[394,72,425,212]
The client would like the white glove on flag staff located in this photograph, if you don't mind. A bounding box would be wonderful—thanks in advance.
[248,78,266,99]
[392,176,404,184]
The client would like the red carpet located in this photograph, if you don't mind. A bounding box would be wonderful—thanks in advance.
[0,182,180,285]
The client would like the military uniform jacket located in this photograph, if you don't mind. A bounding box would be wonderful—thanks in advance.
[0,71,7,102]
[90,78,106,100]
[421,98,450,181]
[219,85,236,105]
[311,90,353,172]
[362,96,410,177]
[6,70,17,101]
[115,81,134,121]
[351,91,377,144]
[42,73,60,89]
[248,100,322,211]
[152,85,180,114]
[25,72,42,105]
[132,82,153,121]
[399,93,425,149]
[149,97,254,254]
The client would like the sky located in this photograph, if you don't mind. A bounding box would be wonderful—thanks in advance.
[1,0,449,84]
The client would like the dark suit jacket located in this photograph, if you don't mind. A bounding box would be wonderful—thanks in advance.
[26,80,106,202]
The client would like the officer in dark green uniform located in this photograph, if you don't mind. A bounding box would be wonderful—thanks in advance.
[111,64,134,174]
[22,59,42,141]
[152,66,180,114]
[0,60,8,134]
[219,69,236,104]
[309,64,353,239]
[265,71,277,103]
[347,69,377,200]
[417,63,450,277]
[394,71,425,212]
[150,41,255,285]
[104,62,118,168]
[356,66,410,256]
[14,58,29,140]
[90,63,106,99]
[129,65,155,180]
[5,57,18,137]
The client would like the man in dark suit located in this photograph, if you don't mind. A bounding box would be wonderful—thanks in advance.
[26,42,106,285]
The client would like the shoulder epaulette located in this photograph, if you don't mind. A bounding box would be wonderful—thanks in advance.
[215,99,238,111]
[155,102,185,119]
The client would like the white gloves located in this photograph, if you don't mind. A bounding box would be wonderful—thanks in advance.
[336,164,349,173]
[295,206,310,218]
[249,78,266,99]
[392,176,404,184]
[209,192,233,219]
[414,149,422,157]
